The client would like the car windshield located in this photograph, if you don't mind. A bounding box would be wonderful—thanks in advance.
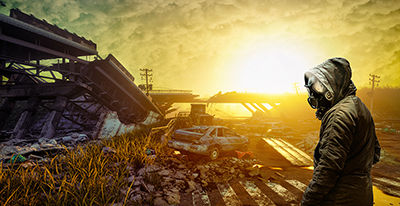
[224,129,238,137]
[184,127,208,134]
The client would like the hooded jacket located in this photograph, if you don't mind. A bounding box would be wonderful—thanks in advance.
[301,58,381,205]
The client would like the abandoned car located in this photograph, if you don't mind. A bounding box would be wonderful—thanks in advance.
[168,126,249,160]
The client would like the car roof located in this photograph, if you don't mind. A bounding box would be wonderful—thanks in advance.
[187,125,228,129]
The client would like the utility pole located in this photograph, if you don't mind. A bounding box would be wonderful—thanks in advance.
[369,74,380,116]
[140,68,153,96]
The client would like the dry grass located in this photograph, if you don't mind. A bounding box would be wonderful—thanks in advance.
[0,130,165,205]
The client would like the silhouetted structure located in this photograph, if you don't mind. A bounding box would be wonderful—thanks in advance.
[0,9,160,140]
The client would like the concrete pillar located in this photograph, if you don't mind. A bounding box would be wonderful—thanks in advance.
[256,103,269,113]
[0,98,16,129]
[12,97,40,139]
[250,103,264,113]
[241,103,255,114]
[40,96,68,139]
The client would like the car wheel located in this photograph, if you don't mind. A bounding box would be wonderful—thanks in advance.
[209,146,220,160]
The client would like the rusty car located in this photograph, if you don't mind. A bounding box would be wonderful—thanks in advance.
[168,126,249,160]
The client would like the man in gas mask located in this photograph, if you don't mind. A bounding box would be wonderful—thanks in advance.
[301,57,381,205]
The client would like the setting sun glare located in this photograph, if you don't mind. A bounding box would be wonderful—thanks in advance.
[225,40,319,94]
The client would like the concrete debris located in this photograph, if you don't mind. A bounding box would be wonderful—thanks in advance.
[153,197,169,206]
[110,151,261,205]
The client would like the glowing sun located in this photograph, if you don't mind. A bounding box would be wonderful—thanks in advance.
[227,40,317,94]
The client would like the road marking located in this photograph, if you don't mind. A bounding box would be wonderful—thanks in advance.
[285,179,308,192]
[263,138,304,166]
[217,183,242,206]
[278,138,313,163]
[266,182,297,202]
[192,190,211,206]
[270,138,311,165]
[374,177,400,188]
[374,182,400,197]
[239,180,276,206]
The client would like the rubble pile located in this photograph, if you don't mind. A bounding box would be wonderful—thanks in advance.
[0,133,88,162]
[119,154,260,205]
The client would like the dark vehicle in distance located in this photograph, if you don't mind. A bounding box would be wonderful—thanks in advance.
[168,126,249,160]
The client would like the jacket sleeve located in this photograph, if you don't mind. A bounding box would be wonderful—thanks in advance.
[301,110,356,205]
[373,132,381,164]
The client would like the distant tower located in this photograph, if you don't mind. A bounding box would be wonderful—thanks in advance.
[369,74,380,116]
[140,68,153,96]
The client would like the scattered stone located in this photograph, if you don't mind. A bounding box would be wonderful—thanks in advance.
[158,169,171,176]
[146,184,155,193]
[248,168,260,177]
[38,138,47,144]
[48,139,57,145]
[174,171,186,179]
[153,197,169,206]
[30,143,40,151]
[130,194,142,202]
[102,147,116,154]
[165,190,180,205]
[61,136,74,142]
[186,180,196,193]
[127,175,135,183]
[145,164,161,173]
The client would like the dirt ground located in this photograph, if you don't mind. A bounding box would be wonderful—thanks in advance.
[177,119,400,205]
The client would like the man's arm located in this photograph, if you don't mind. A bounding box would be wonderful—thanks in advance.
[301,110,356,205]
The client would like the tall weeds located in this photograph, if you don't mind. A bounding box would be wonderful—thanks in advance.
[0,132,163,205]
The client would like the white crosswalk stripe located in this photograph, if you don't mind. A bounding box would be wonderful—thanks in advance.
[374,177,400,187]
[278,138,313,163]
[239,180,276,206]
[286,179,308,192]
[263,138,303,166]
[263,137,313,166]
[192,190,211,206]
[373,182,400,197]
[191,179,309,206]
[266,182,297,202]
[216,183,242,206]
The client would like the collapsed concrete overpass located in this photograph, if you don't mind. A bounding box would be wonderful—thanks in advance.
[0,9,161,140]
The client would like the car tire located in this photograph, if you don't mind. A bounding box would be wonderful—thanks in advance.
[209,146,220,160]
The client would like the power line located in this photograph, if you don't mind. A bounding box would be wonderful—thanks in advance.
[369,74,380,116]
[140,68,153,96]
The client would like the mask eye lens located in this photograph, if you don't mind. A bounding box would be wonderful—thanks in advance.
[308,97,318,109]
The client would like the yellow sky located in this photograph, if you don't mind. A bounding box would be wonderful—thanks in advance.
[3,0,400,96]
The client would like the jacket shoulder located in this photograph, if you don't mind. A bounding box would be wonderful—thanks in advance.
[322,95,358,126]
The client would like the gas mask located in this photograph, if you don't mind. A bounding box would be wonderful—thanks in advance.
[304,72,333,119]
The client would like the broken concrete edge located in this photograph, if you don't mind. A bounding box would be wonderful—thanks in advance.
[96,110,161,139]
[0,110,162,161]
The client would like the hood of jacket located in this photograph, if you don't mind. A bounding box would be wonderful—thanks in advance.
[307,57,357,107]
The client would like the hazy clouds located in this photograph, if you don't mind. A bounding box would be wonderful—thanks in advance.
[2,0,400,95]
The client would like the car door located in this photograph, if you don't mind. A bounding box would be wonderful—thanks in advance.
[214,128,230,151]
[224,128,242,150]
